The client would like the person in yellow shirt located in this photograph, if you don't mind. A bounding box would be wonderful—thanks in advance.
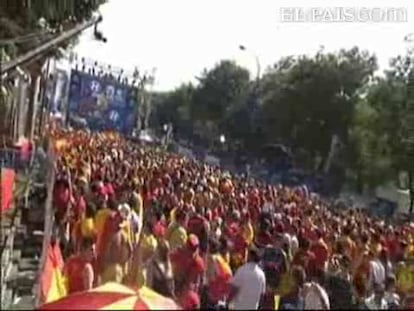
[241,212,254,246]
[94,200,115,277]
[94,201,112,244]
[396,261,414,294]
[134,223,158,287]
[166,209,188,251]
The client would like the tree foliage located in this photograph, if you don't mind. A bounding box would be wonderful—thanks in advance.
[152,47,413,201]
[0,0,105,57]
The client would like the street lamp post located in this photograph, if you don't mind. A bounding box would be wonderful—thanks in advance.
[239,45,262,148]
[239,45,261,82]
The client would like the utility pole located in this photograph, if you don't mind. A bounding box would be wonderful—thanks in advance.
[133,68,156,132]
[239,44,262,150]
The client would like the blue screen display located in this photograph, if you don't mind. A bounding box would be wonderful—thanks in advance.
[68,70,137,134]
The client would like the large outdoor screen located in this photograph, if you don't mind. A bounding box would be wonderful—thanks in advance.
[67,70,137,134]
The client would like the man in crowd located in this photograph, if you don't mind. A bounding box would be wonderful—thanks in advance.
[63,237,96,294]
[228,246,266,310]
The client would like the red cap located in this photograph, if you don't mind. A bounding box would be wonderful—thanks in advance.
[153,222,166,238]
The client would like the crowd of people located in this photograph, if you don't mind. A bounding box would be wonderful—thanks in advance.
[51,129,414,310]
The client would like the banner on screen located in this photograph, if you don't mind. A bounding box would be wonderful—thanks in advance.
[67,70,137,134]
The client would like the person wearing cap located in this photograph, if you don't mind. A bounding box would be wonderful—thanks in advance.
[170,234,205,293]
[228,246,266,310]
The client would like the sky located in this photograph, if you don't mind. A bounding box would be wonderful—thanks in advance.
[74,0,414,91]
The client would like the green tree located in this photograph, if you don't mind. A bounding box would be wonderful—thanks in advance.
[260,47,377,171]
[191,60,250,144]
[348,88,394,191]
[151,84,195,138]
[373,53,414,211]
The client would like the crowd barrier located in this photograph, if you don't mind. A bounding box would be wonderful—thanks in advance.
[33,142,58,307]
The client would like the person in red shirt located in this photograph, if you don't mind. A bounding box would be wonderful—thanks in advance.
[309,229,329,272]
[256,220,274,247]
[64,237,96,294]
[170,234,205,292]
[187,208,210,255]
[53,178,73,224]
[206,238,233,308]
[177,282,200,310]
[292,238,316,275]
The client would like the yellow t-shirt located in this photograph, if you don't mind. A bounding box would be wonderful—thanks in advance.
[132,192,143,215]
[170,207,177,223]
[120,220,134,247]
[242,222,254,246]
[80,218,95,238]
[168,225,187,251]
[278,271,295,296]
[95,208,111,235]
[397,263,414,293]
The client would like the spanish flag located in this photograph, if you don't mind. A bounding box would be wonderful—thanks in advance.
[1,168,15,213]
[40,242,67,304]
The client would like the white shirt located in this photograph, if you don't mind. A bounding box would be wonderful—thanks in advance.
[384,292,400,306]
[290,235,299,255]
[130,210,140,233]
[262,202,274,214]
[230,262,266,310]
[369,259,385,287]
[303,283,330,310]
[365,295,388,310]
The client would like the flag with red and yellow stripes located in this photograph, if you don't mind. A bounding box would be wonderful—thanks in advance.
[40,242,67,304]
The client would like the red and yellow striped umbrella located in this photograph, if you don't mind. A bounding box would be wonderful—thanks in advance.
[39,282,181,310]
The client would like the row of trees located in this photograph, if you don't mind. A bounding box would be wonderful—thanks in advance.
[151,47,413,207]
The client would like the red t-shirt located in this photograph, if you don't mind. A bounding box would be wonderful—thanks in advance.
[187,215,208,250]
[104,183,115,196]
[309,239,329,271]
[187,215,207,237]
[225,222,239,239]
[233,233,248,253]
[64,255,90,294]
[256,231,273,246]
[152,221,166,238]
[171,249,205,284]
[292,249,316,272]
[303,227,318,242]
[53,185,72,220]
[73,196,86,220]
[178,289,200,309]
